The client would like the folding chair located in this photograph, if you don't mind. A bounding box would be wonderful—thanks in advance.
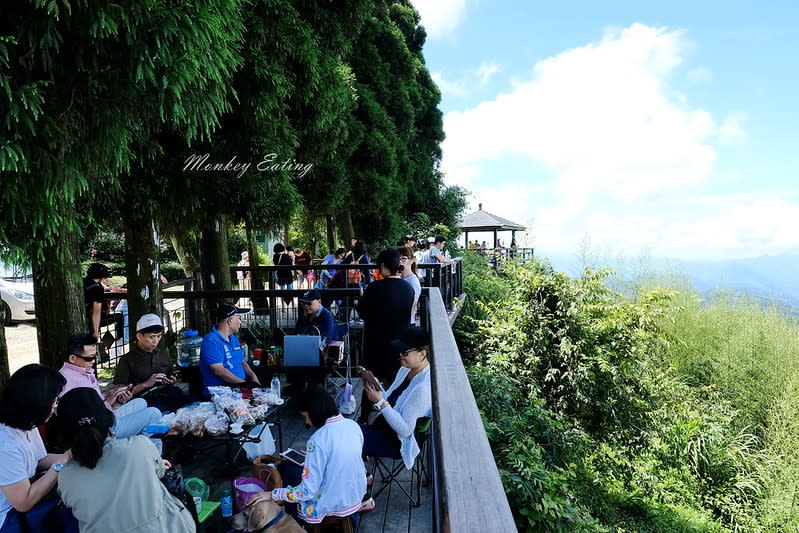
[369,417,431,507]
[326,322,352,398]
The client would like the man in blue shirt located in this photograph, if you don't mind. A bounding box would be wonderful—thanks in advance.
[295,290,338,346]
[200,302,261,395]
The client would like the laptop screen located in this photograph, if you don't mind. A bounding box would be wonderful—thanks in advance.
[283,335,321,366]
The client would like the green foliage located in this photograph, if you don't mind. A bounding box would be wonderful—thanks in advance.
[460,262,799,531]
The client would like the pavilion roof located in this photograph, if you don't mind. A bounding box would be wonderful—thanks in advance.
[458,206,526,232]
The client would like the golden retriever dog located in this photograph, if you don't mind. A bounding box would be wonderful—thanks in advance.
[230,500,305,533]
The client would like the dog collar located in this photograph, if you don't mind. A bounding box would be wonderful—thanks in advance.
[249,509,285,533]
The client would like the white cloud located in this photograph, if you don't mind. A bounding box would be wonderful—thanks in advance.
[476,62,500,85]
[718,112,747,144]
[411,0,468,41]
[440,24,786,260]
[431,71,467,98]
[686,66,712,83]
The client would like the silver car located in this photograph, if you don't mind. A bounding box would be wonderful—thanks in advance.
[0,265,35,325]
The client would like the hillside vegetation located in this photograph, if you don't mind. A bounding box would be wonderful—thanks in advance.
[456,255,799,532]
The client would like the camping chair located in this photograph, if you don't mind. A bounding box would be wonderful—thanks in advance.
[325,322,352,398]
[369,417,431,507]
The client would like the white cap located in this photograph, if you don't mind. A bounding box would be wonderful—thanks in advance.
[427,237,435,243]
[136,313,163,332]
[241,251,249,258]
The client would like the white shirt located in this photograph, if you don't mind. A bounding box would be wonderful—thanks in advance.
[0,424,47,526]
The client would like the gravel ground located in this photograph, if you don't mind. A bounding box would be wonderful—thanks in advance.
[4,322,40,373]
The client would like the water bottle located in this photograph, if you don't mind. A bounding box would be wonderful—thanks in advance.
[220,489,233,518]
[271,376,281,399]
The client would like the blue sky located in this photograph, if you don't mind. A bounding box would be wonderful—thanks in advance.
[412,0,799,259]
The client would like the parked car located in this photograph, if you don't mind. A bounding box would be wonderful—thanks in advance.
[0,264,35,325]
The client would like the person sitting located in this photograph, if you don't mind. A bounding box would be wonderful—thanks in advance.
[112,314,193,412]
[0,365,78,532]
[199,302,261,396]
[83,263,125,345]
[55,388,195,533]
[359,326,431,470]
[320,248,346,289]
[295,290,338,346]
[247,385,366,527]
[58,333,161,440]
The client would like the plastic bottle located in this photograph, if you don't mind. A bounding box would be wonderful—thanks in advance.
[220,489,233,518]
[271,376,281,399]
[178,330,203,366]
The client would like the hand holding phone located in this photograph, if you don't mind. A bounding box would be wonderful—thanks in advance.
[280,448,306,466]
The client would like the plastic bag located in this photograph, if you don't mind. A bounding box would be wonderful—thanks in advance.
[242,423,276,461]
[203,412,229,436]
[184,477,209,501]
[232,477,267,513]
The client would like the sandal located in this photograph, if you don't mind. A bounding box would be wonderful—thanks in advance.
[360,498,375,512]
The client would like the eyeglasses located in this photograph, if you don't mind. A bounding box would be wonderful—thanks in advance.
[399,256,409,262]
[400,348,420,357]
[73,354,97,363]
[300,301,314,306]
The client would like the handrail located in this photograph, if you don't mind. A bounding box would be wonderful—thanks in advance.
[425,287,516,532]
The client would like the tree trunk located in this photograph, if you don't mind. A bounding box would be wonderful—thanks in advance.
[32,227,84,369]
[342,209,354,247]
[326,214,337,254]
[246,223,267,315]
[124,215,163,347]
[0,305,8,387]
[199,214,231,332]
[169,231,200,277]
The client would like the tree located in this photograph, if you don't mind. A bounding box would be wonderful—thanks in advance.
[0,1,245,366]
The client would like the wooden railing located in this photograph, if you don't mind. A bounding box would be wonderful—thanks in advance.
[423,287,516,532]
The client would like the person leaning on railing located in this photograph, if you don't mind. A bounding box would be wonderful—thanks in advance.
[358,326,432,470]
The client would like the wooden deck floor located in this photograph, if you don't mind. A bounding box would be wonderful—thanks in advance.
[176,380,432,532]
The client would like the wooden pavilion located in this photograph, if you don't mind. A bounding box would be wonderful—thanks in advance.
[458,204,526,248]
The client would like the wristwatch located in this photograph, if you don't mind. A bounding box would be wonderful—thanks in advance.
[373,399,388,411]
[51,463,64,473]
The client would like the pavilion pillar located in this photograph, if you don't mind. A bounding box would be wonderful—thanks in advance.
[465,231,469,248]
[493,230,498,248]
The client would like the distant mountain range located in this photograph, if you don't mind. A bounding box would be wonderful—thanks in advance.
[543,252,799,311]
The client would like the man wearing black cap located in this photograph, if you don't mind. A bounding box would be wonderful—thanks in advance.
[295,290,338,346]
[199,302,260,395]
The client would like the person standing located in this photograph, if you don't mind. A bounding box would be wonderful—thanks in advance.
[294,247,312,289]
[355,249,413,421]
[429,236,456,266]
[398,246,421,325]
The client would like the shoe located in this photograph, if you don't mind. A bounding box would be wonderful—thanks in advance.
[360,498,375,512]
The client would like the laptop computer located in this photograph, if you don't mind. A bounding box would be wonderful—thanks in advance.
[283,335,322,366]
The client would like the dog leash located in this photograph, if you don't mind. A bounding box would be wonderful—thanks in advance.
[248,509,285,533]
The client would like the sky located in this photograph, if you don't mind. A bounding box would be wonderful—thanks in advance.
[411,0,799,260]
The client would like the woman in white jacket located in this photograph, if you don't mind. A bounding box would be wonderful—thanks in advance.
[359,326,432,469]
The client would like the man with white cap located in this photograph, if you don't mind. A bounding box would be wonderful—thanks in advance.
[200,302,261,396]
[237,251,250,289]
[113,313,192,411]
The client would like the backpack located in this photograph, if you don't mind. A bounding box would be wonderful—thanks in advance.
[347,255,364,285]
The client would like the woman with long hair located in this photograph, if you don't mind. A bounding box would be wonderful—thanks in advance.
[398,245,421,325]
[54,388,194,533]
[355,249,414,420]
[0,365,77,532]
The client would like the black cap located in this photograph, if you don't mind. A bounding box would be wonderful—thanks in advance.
[86,263,111,279]
[216,302,250,321]
[434,235,447,244]
[390,326,430,353]
[299,289,321,303]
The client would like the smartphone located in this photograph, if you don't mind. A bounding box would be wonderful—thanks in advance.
[280,448,306,466]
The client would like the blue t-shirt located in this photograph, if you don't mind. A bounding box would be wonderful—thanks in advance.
[200,327,246,394]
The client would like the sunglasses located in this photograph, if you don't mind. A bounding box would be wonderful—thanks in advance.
[73,354,97,363]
